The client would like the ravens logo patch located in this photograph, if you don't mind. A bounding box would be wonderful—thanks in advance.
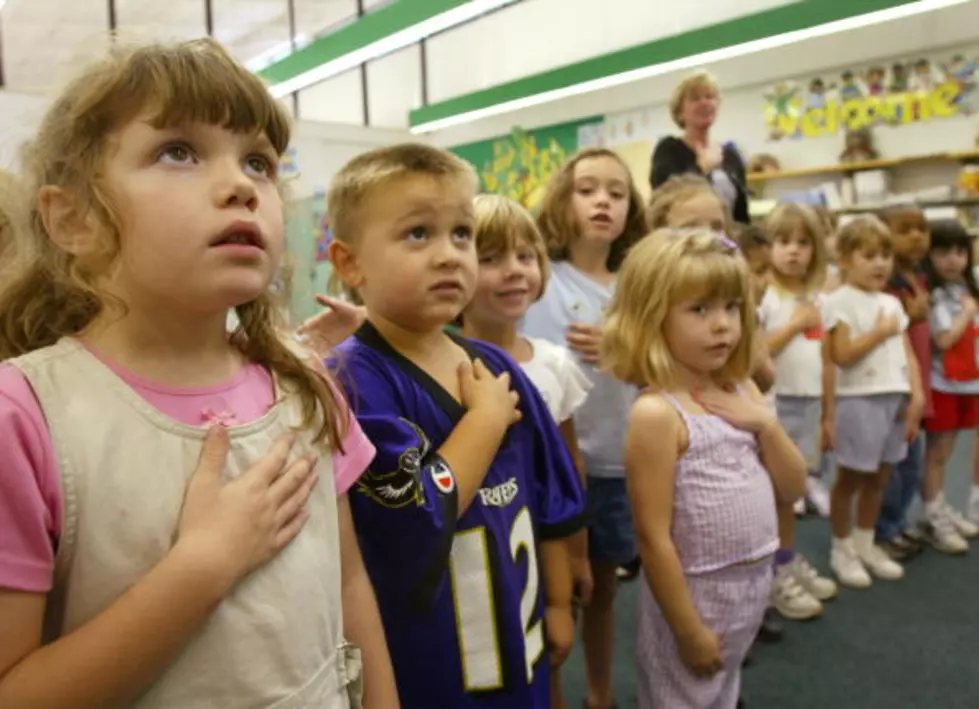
[355,419,430,508]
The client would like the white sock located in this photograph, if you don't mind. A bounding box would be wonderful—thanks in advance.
[852,528,875,554]
[832,536,851,553]
[971,485,979,504]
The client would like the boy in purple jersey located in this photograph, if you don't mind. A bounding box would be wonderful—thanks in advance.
[326,143,587,709]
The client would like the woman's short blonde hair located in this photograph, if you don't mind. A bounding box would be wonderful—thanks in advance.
[764,203,828,290]
[670,71,720,128]
[473,194,550,299]
[602,228,754,388]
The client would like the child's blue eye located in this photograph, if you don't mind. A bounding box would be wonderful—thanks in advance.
[453,226,473,241]
[406,226,427,241]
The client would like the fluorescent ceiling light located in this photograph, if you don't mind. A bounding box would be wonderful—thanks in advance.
[269,0,520,98]
[410,0,971,133]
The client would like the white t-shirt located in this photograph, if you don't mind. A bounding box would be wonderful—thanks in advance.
[758,286,828,397]
[520,337,592,424]
[823,284,910,396]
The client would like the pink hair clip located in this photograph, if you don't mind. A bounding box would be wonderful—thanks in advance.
[715,233,739,250]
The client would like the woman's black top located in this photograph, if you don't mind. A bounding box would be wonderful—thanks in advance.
[650,135,750,224]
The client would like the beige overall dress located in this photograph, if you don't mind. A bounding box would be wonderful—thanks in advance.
[9,338,363,708]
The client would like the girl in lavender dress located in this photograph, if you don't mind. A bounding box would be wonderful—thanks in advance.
[602,229,806,709]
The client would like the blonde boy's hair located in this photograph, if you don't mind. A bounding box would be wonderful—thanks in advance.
[536,147,647,272]
[602,228,754,388]
[836,215,893,257]
[764,203,828,289]
[670,71,720,128]
[0,38,345,448]
[327,142,478,246]
[473,194,550,298]
[646,174,731,231]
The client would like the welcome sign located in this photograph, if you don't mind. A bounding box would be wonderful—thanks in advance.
[764,51,978,141]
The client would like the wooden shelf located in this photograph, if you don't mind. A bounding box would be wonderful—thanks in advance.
[747,150,979,184]
[833,196,979,215]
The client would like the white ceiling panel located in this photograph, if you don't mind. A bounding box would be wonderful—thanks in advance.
[0,0,361,93]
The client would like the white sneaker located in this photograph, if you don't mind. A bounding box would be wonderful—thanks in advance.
[941,501,979,539]
[772,564,823,620]
[830,540,872,589]
[855,542,904,581]
[921,511,969,555]
[788,554,838,601]
[805,476,831,518]
[793,497,807,516]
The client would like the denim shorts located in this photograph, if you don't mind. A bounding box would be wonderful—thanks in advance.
[587,476,637,565]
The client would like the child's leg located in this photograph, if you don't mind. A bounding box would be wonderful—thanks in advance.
[875,436,924,557]
[582,477,634,709]
[851,465,905,580]
[920,430,968,553]
[550,667,567,709]
[830,467,862,539]
[770,397,835,617]
[857,463,892,531]
[770,502,824,620]
[582,564,619,709]
[829,466,872,588]
[922,430,956,509]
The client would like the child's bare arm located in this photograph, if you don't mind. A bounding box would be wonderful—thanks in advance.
[0,548,232,709]
[626,397,702,640]
[742,381,807,503]
[821,337,836,448]
[558,418,591,604]
[828,311,897,367]
[540,539,574,667]
[751,335,776,394]
[440,360,521,517]
[339,494,399,709]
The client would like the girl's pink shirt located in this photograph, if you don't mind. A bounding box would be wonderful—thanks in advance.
[0,347,374,593]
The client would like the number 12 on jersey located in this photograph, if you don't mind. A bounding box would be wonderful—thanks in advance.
[448,506,544,692]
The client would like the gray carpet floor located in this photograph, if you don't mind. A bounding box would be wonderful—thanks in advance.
[560,436,979,708]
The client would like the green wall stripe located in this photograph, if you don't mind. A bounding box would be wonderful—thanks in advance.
[258,0,474,85]
[409,0,934,127]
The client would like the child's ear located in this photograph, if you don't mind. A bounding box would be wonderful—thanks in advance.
[328,240,365,289]
[37,186,100,255]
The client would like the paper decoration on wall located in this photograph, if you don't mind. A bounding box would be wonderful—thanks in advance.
[281,147,299,175]
[450,119,601,212]
[764,52,979,141]
[475,127,568,210]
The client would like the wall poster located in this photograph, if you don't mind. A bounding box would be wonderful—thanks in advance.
[451,118,604,211]
[764,50,978,141]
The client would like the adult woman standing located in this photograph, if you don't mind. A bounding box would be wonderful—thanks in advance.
[650,71,750,224]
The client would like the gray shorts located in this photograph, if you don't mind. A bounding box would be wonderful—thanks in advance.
[776,396,822,471]
[835,394,908,473]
